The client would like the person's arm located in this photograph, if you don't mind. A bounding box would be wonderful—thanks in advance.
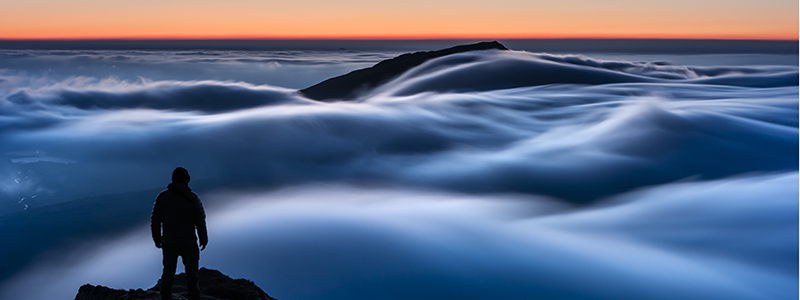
[195,197,208,250]
[151,197,163,248]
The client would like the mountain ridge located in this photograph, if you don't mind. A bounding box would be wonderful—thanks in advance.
[298,41,509,101]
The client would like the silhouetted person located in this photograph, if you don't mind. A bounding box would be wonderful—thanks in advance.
[151,167,208,300]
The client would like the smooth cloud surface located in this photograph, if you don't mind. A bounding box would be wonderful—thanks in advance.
[2,174,796,300]
[0,48,797,300]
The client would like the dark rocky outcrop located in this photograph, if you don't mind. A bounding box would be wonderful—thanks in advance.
[75,268,276,300]
[299,41,509,101]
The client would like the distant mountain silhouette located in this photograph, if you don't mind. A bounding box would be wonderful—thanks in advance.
[75,268,276,300]
[299,41,509,101]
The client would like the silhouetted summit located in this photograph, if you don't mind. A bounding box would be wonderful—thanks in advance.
[75,268,276,300]
[299,41,509,101]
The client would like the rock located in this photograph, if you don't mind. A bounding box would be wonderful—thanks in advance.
[75,285,158,300]
[299,41,509,101]
[75,268,276,300]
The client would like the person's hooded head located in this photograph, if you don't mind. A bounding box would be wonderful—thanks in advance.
[172,167,190,184]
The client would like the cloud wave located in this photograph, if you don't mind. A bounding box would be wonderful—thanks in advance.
[2,173,796,300]
[0,52,796,206]
[0,49,796,300]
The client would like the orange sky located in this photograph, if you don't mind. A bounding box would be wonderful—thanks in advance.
[1,0,797,40]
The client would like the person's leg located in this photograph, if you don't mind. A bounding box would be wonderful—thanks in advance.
[181,242,201,300]
[161,245,179,300]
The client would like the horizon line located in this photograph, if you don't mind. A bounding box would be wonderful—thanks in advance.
[1,38,795,54]
[2,37,797,42]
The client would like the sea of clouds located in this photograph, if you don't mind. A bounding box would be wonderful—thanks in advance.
[0,47,797,299]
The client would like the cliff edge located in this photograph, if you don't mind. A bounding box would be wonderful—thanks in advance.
[75,268,276,300]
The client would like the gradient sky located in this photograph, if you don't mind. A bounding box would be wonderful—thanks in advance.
[0,0,797,40]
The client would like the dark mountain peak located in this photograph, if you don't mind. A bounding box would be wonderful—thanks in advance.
[74,268,277,300]
[372,41,508,69]
[299,41,509,101]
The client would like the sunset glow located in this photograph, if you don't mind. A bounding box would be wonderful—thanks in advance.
[1,0,797,40]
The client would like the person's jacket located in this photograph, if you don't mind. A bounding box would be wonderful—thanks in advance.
[151,183,208,246]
